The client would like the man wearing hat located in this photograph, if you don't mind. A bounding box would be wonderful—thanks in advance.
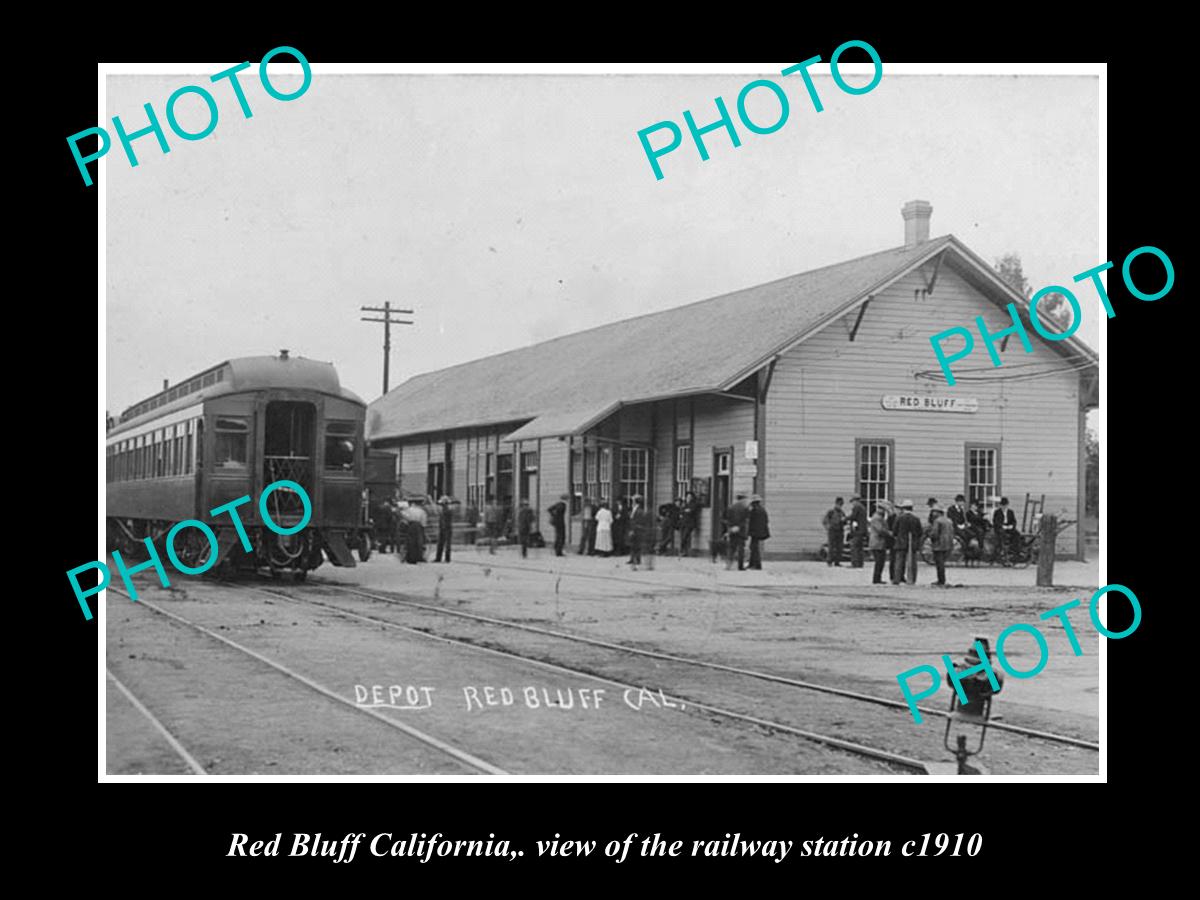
[892,500,923,584]
[821,497,846,567]
[435,495,455,563]
[993,496,1019,565]
[747,495,770,570]
[628,495,651,569]
[723,492,751,571]
[847,495,868,568]
[927,505,955,586]
[516,499,536,558]
[547,494,568,557]
[867,502,892,584]
[926,497,940,526]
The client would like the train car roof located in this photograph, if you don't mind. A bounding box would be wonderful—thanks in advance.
[109,355,363,437]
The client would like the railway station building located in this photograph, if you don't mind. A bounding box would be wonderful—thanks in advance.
[367,202,1098,558]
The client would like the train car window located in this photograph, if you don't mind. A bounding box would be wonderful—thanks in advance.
[155,430,166,478]
[324,421,356,471]
[203,372,216,387]
[215,418,248,469]
[196,419,204,469]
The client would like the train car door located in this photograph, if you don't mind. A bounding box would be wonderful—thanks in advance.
[263,400,316,523]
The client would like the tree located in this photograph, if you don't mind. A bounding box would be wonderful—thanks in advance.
[1036,291,1074,331]
[994,253,1031,299]
[995,253,1073,332]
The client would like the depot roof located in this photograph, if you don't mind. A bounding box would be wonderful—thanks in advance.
[367,235,1097,443]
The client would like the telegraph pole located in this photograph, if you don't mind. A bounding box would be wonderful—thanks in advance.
[360,301,414,394]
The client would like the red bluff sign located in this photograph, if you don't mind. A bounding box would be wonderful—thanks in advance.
[881,395,979,413]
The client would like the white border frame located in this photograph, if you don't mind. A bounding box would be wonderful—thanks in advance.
[97,60,1107,784]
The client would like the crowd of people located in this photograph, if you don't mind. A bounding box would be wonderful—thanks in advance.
[370,487,1024,581]
[561,492,706,570]
[823,494,1024,586]
[374,493,456,564]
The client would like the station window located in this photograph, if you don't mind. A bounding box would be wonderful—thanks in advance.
[584,449,597,503]
[155,430,166,477]
[966,444,1000,507]
[184,421,194,474]
[571,448,583,514]
[598,447,611,502]
[214,417,249,469]
[324,421,357,472]
[485,452,496,503]
[675,443,692,500]
[620,448,648,501]
[174,425,184,475]
[856,439,894,515]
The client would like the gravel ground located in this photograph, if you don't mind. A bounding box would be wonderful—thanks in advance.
[103,547,1100,775]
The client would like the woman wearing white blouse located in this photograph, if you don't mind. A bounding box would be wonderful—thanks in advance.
[594,502,614,556]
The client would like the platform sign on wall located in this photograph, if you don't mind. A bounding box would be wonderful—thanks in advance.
[881,395,979,413]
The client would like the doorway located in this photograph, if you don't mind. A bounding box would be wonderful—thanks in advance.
[263,401,316,520]
[712,448,732,539]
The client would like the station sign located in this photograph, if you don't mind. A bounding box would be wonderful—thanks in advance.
[881,395,979,413]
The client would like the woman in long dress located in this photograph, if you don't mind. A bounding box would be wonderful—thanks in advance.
[594,502,614,556]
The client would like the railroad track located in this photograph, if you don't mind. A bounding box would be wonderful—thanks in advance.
[107,667,206,775]
[298,576,1098,752]
[232,580,929,773]
[107,586,508,776]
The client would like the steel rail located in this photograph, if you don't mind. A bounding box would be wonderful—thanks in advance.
[108,587,508,776]
[306,577,1099,752]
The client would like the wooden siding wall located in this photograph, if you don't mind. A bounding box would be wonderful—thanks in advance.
[765,266,1081,556]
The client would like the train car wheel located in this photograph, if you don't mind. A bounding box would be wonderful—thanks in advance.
[294,569,308,582]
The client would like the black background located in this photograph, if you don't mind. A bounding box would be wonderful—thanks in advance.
[40,13,1177,885]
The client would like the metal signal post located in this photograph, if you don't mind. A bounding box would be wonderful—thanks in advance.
[360,302,414,394]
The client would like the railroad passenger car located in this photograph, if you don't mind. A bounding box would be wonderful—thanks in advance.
[105,351,368,578]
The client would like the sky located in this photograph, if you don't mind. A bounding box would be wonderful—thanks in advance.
[106,69,1100,419]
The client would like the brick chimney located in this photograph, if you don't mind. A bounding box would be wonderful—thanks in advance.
[901,200,932,247]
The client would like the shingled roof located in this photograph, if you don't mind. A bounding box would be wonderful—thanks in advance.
[367,234,1094,442]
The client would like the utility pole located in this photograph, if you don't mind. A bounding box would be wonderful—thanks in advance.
[360,301,414,395]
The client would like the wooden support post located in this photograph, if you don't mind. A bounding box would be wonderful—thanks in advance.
[1036,514,1057,587]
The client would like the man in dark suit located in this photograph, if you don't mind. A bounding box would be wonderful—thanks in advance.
[993,496,1019,565]
[883,500,900,582]
[747,495,770,570]
[517,500,536,558]
[679,491,701,557]
[848,496,869,568]
[723,493,751,571]
[893,500,924,584]
[547,494,568,557]
[948,494,968,531]
[434,496,454,563]
[628,495,651,569]
[822,497,846,566]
